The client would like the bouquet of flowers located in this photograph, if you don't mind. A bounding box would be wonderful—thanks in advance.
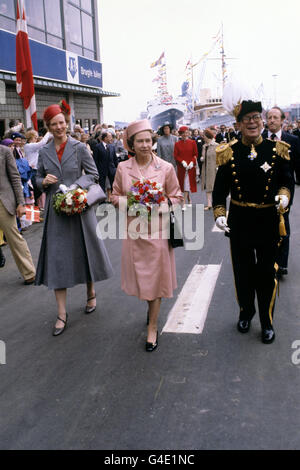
[127,178,165,218]
[53,184,88,216]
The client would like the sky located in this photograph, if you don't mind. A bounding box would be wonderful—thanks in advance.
[98,0,300,124]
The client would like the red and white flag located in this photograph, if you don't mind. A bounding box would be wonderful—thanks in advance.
[16,0,37,130]
[25,205,40,223]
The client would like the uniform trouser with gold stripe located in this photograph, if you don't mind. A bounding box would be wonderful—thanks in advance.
[230,236,278,329]
[0,200,36,281]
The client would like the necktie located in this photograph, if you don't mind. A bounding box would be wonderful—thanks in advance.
[271,133,277,140]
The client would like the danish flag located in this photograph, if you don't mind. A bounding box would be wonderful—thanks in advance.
[16,0,37,130]
[25,205,40,223]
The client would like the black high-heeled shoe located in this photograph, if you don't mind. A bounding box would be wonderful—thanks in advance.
[0,247,5,268]
[52,314,68,337]
[146,331,158,352]
[85,295,96,314]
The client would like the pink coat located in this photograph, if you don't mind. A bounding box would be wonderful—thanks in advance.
[111,154,183,301]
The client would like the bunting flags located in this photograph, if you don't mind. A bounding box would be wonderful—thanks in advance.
[16,0,37,130]
[150,52,165,68]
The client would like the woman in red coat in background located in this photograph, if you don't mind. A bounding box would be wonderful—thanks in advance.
[174,126,198,209]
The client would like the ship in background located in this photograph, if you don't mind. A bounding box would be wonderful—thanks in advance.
[147,52,186,131]
[147,26,245,131]
[182,23,238,129]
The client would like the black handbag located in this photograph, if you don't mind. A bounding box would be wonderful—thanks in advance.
[167,198,184,248]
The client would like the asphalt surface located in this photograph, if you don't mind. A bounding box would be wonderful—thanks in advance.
[0,185,300,450]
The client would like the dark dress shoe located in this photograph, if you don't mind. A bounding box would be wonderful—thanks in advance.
[85,295,96,314]
[52,314,68,337]
[0,248,5,268]
[24,276,35,285]
[262,328,275,344]
[237,319,251,333]
[146,331,158,352]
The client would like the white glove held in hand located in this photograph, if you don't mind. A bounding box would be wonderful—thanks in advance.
[182,160,188,168]
[216,216,230,233]
[187,162,194,170]
[275,195,289,209]
[59,184,69,194]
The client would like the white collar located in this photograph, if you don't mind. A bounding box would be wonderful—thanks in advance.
[268,129,282,140]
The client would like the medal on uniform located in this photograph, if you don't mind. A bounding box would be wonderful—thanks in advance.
[260,162,272,173]
[248,144,257,160]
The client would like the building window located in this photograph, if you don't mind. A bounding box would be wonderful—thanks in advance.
[66,0,95,59]
[0,0,15,32]
[26,0,63,48]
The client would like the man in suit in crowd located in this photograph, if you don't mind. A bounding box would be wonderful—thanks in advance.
[92,132,117,199]
[216,124,230,143]
[263,106,300,277]
[0,144,36,283]
[292,119,300,139]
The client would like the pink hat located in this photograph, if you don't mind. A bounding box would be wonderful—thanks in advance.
[123,119,152,152]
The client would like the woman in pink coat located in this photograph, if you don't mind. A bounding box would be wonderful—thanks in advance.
[111,119,183,352]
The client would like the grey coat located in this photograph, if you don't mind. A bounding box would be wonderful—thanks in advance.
[35,137,113,290]
[0,145,25,215]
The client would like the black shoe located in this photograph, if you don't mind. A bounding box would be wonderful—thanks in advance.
[24,276,35,285]
[85,295,96,314]
[262,327,275,344]
[146,331,158,352]
[237,319,251,333]
[0,249,5,268]
[52,314,68,337]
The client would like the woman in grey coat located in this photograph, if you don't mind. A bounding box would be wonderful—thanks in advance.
[156,123,177,168]
[201,128,218,210]
[35,103,113,336]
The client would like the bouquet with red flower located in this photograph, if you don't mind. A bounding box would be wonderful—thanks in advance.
[127,178,165,218]
[53,185,88,216]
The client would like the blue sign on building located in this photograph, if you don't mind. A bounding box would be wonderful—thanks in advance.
[0,30,102,88]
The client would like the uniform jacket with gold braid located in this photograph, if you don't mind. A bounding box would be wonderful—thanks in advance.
[212,137,293,242]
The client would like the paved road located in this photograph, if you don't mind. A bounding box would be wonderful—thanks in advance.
[0,186,300,450]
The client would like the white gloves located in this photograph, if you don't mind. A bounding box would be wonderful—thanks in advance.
[59,184,69,194]
[182,161,194,170]
[275,195,289,209]
[215,216,230,233]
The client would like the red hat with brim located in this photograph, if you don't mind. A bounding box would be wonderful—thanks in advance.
[178,126,189,133]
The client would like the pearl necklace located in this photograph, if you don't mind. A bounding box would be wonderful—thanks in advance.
[138,155,153,170]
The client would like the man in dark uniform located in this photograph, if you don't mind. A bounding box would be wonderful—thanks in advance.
[212,100,293,344]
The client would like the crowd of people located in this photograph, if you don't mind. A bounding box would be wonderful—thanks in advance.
[1,102,300,348]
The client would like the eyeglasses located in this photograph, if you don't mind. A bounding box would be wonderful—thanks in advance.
[241,114,262,123]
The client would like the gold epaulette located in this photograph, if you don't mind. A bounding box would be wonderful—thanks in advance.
[216,139,238,166]
[275,140,290,160]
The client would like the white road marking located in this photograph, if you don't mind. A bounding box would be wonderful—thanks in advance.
[162,264,222,335]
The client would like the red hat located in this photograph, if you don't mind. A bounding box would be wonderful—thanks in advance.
[43,100,71,125]
[178,126,189,133]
